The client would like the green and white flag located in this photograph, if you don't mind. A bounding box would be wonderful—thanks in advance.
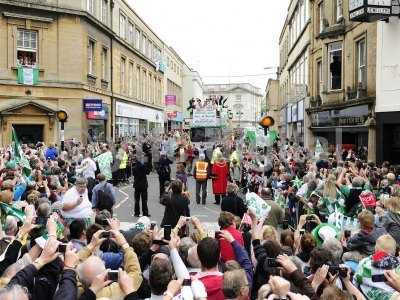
[11,127,31,176]
[17,66,39,85]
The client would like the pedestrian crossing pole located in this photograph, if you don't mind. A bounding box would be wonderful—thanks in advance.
[57,110,68,151]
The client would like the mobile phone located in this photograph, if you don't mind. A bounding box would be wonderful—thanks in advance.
[100,231,111,239]
[344,230,351,239]
[299,229,305,235]
[153,239,169,246]
[163,225,171,241]
[265,257,279,268]
[58,243,67,254]
[372,274,387,282]
[328,266,348,278]
[108,270,119,281]
[150,222,157,230]
[186,217,191,222]
[215,231,222,239]
[182,278,191,286]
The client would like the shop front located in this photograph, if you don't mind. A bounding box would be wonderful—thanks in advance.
[84,99,109,143]
[115,101,164,138]
[286,100,305,144]
[308,104,370,157]
[165,111,183,131]
[376,112,400,164]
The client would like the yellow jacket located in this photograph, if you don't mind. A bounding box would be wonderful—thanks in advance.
[77,246,142,300]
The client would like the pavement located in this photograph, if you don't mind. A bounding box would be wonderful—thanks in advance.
[112,166,221,233]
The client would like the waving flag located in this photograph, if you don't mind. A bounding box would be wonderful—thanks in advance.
[11,127,31,176]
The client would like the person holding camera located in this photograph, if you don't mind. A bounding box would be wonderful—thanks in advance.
[160,180,190,229]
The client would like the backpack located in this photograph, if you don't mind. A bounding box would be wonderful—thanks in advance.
[96,184,114,211]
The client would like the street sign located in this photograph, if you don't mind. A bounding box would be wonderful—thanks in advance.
[349,0,392,22]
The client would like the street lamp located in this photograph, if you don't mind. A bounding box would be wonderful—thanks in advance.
[56,110,68,151]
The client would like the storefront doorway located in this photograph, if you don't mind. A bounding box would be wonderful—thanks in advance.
[13,124,44,144]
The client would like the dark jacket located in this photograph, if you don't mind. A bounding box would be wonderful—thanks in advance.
[346,226,386,256]
[0,239,22,276]
[161,193,190,227]
[252,239,315,299]
[132,161,149,189]
[384,211,400,245]
[221,193,247,218]
[53,269,77,300]
[157,157,172,180]
[8,258,63,300]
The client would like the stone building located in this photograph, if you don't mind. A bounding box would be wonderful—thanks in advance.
[307,0,376,160]
[278,0,310,146]
[265,79,281,132]
[0,0,166,146]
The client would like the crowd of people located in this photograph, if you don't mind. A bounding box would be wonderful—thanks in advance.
[1,132,400,300]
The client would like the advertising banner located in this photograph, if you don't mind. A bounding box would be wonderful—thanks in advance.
[192,108,218,127]
[165,95,177,106]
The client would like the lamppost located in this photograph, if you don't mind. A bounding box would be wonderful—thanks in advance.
[56,110,68,151]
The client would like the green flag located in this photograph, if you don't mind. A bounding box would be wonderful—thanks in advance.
[17,66,39,85]
[0,202,26,226]
[11,127,31,176]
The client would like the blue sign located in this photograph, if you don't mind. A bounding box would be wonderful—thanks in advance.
[83,99,103,112]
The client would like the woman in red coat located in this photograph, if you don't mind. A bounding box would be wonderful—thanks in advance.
[211,154,229,205]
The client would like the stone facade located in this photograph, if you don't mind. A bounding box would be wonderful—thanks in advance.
[265,79,281,132]
[0,0,171,145]
[307,0,376,160]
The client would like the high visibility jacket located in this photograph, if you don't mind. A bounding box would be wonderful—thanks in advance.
[195,161,208,181]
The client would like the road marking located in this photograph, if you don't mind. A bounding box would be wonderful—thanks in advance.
[115,187,130,209]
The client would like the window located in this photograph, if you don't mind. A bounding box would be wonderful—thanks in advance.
[149,73,153,103]
[17,29,38,66]
[120,14,126,39]
[120,57,126,93]
[128,22,134,44]
[129,61,134,96]
[135,28,141,49]
[143,69,147,101]
[142,35,147,54]
[328,42,342,90]
[336,0,343,22]
[147,40,152,58]
[318,2,324,34]
[356,38,367,88]
[101,0,108,24]
[317,60,322,97]
[136,66,141,99]
[87,0,94,14]
[87,40,95,75]
[101,47,107,80]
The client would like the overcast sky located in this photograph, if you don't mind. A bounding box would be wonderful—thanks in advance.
[127,0,290,91]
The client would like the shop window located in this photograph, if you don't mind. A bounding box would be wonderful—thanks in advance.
[17,29,38,67]
[356,38,367,89]
[328,42,342,90]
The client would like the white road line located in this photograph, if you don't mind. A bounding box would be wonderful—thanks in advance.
[114,187,130,209]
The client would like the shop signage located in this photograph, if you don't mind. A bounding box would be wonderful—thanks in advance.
[349,0,392,22]
[165,95,176,106]
[83,99,103,112]
[167,111,177,119]
[311,104,369,127]
[192,108,218,128]
[115,101,164,123]
[87,105,108,120]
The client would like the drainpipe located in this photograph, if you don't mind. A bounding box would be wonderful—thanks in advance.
[110,0,114,142]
